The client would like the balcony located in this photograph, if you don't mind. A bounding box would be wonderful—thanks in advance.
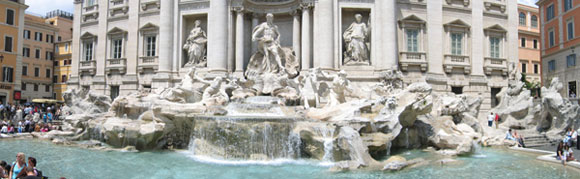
[106,58,127,74]
[83,4,98,14]
[484,57,508,75]
[79,60,96,75]
[399,51,428,72]
[109,0,129,17]
[443,54,471,74]
[138,56,159,73]
[484,0,506,13]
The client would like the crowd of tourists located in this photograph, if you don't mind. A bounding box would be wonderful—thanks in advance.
[0,153,44,179]
[0,102,65,135]
[556,128,579,166]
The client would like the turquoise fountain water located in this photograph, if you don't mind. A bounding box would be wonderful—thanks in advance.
[1,139,579,179]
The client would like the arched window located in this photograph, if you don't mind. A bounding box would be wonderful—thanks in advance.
[519,12,526,26]
[531,15,538,28]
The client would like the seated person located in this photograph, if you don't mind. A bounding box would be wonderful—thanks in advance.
[557,141,564,160]
[505,129,516,141]
[566,146,576,161]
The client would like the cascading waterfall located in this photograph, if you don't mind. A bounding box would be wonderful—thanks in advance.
[313,125,336,163]
[472,141,486,158]
[188,116,301,161]
[405,128,410,149]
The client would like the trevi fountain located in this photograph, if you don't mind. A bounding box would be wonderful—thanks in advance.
[3,1,580,178]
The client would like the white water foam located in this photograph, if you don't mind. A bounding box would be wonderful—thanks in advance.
[179,150,333,167]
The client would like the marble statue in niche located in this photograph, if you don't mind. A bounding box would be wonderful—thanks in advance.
[183,20,208,67]
[343,14,370,65]
[245,13,299,80]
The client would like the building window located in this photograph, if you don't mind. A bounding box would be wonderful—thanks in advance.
[84,42,93,61]
[565,0,573,12]
[549,30,555,47]
[452,87,463,95]
[548,60,556,72]
[521,62,527,73]
[534,63,539,74]
[2,67,13,83]
[531,15,538,28]
[22,83,26,91]
[58,36,62,42]
[547,5,555,21]
[567,54,576,67]
[33,84,38,92]
[451,33,463,55]
[65,43,69,52]
[23,47,30,57]
[519,12,526,26]
[568,20,575,40]
[35,32,43,41]
[110,86,120,100]
[62,75,67,83]
[35,49,42,59]
[6,9,14,25]
[4,36,12,52]
[490,37,500,58]
[46,69,51,78]
[23,30,31,39]
[52,75,57,83]
[111,39,123,59]
[533,39,538,49]
[22,66,27,76]
[521,38,526,47]
[406,29,419,52]
[34,67,39,77]
[569,81,577,98]
[45,85,50,92]
[86,0,96,6]
[145,36,156,57]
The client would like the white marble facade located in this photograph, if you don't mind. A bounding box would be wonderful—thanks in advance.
[69,0,518,111]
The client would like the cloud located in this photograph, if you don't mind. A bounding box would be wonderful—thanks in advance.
[25,0,74,16]
[518,0,539,7]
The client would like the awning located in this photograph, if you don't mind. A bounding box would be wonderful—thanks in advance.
[31,99,61,104]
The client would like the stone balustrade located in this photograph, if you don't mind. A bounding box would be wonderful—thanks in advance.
[79,60,97,76]
[138,56,159,73]
[399,51,428,72]
[106,58,127,74]
[443,54,471,74]
[484,57,508,75]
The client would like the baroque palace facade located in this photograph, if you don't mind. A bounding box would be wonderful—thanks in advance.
[69,0,518,111]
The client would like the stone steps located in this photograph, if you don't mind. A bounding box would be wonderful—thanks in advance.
[523,134,554,148]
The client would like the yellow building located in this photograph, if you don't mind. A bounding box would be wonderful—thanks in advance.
[0,0,27,104]
[54,40,71,101]
[20,14,58,103]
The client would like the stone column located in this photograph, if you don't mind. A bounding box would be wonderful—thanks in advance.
[301,4,312,70]
[313,0,334,69]
[426,0,444,74]
[292,10,301,63]
[69,1,82,89]
[375,0,397,70]
[207,0,229,72]
[158,0,174,74]
[152,0,174,89]
[235,8,245,72]
[471,0,484,76]
[251,14,260,54]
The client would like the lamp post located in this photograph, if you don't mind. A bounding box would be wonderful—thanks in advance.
[0,53,4,63]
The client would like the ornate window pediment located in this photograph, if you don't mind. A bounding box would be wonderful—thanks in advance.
[80,32,97,39]
[398,15,426,27]
[444,19,470,30]
[107,27,127,37]
[484,24,507,34]
[140,23,159,33]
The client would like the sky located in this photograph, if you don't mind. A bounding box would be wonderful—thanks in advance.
[25,0,74,16]
[22,0,539,16]
[518,0,539,7]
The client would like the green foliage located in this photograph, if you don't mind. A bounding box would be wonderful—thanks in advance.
[520,73,541,97]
